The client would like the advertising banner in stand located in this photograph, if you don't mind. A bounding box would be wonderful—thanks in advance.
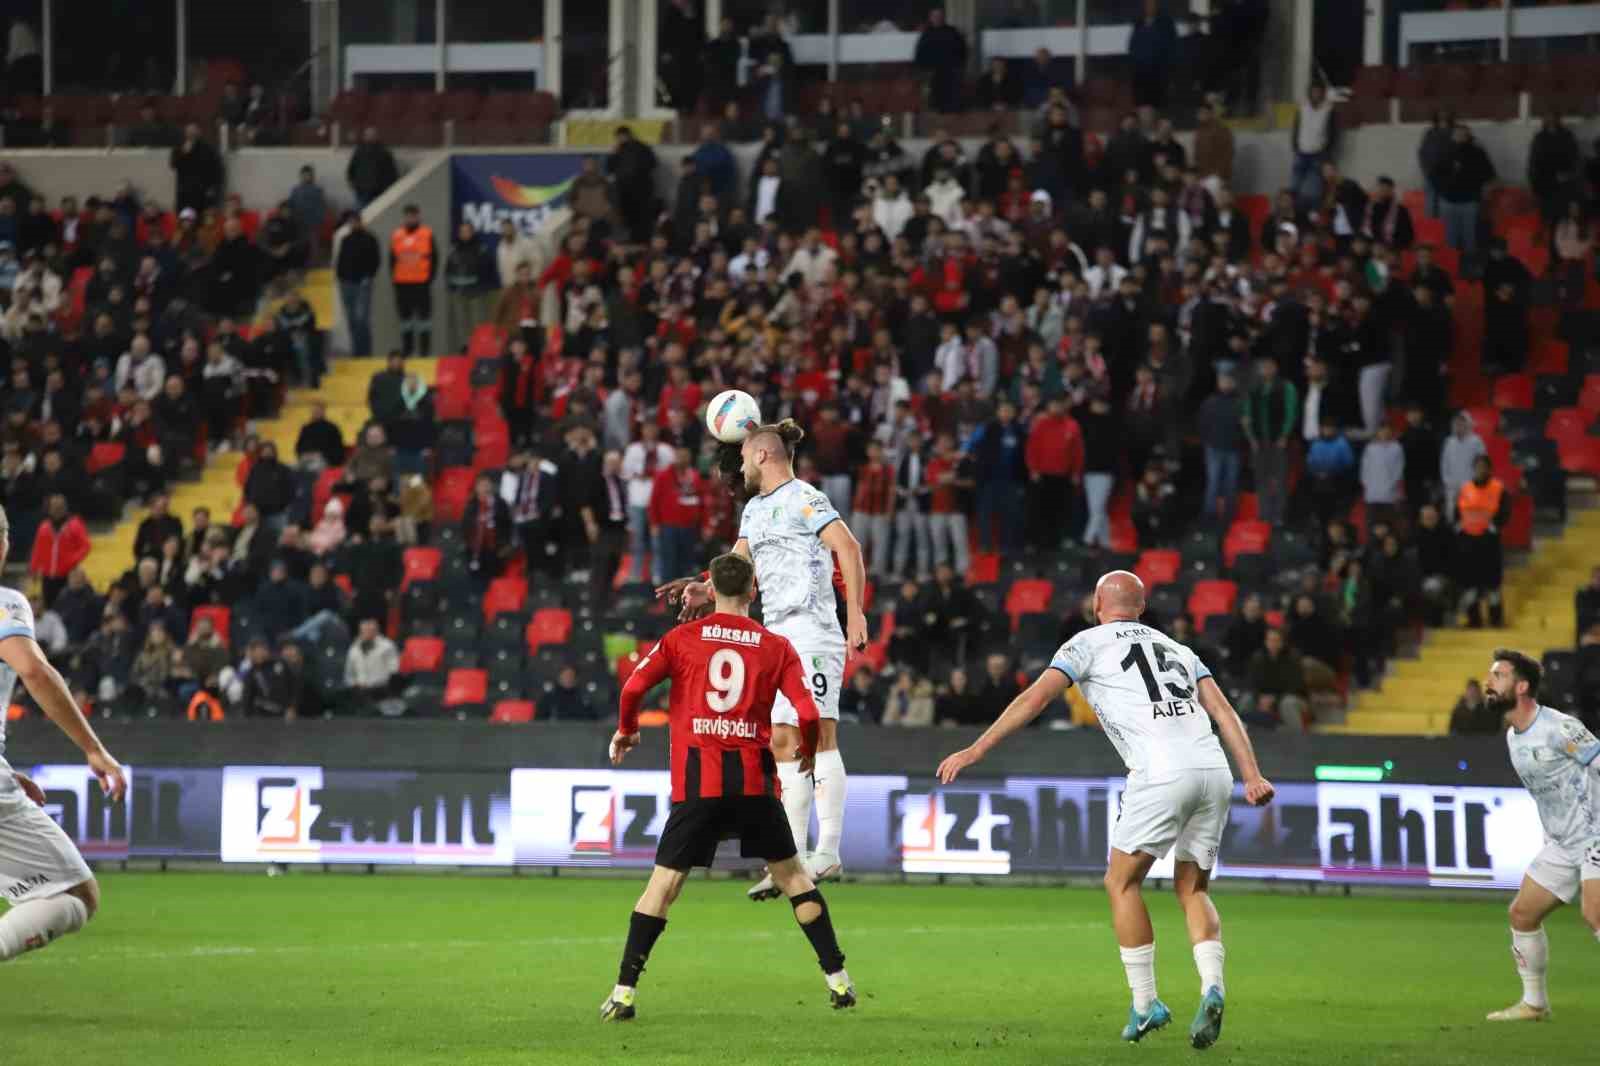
[451,153,588,238]
[22,764,1549,889]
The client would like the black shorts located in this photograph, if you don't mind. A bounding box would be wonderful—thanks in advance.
[654,795,798,871]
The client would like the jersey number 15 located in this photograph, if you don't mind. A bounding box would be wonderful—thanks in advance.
[1120,641,1194,701]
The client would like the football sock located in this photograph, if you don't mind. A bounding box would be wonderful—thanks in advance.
[778,760,813,860]
[811,749,848,862]
[790,888,846,973]
[1193,939,1225,996]
[0,893,88,961]
[616,911,667,987]
[1511,927,1548,1008]
[1120,943,1158,1013]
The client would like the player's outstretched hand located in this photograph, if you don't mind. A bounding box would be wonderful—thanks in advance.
[654,576,698,603]
[89,749,127,802]
[1243,777,1275,806]
[937,747,980,785]
[609,731,640,766]
[845,607,869,654]
[15,771,46,807]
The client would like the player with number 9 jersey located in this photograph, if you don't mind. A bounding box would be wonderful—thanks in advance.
[620,612,820,805]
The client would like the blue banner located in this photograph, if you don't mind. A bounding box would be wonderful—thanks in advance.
[451,152,589,237]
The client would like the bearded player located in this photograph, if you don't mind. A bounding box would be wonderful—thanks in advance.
[658,420,868,900]
[0,504,127,963]
[1481,648,1600,1022]
[604,552,854,1019]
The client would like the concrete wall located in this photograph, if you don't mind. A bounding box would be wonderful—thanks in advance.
[359,152,452,358]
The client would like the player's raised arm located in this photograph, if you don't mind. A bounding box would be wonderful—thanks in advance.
[818,521,868,652]
[0,634,125,800]
[655,539,751,621]
[1195,676,1274,806]
[937,668,1070,783]
[613,639,671,764]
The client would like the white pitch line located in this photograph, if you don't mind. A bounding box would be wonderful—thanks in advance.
[18,921,1101,967]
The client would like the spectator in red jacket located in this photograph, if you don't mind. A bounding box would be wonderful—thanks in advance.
[30,493,91,605]
[851,439,896,579]
[1023,394,1085,552]
[655,355,703,427]
[647,445,705,584]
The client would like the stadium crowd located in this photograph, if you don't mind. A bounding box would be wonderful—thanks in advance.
[4,5,1600,732]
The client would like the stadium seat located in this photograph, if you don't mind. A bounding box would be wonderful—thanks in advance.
[1222,520,1271,568]
[490,699,536,724]
[526,607,574,653]
[85,441,126,474]
[401,547,442,590]
[1003,579,1052,629]
[1463,405,1499,440]
[1544,407,1592,447]
[1187,580,1238,631]
[433,467,476,522]
[190,606,231,647]
[482,575,528,620]
[444,668,489,709]
[399,636,445,674]
[468,324,507,361]
[1579,375,1600,416]
[1134,549,1181,589]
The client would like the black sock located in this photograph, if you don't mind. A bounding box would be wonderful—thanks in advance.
[789,889,845,974]
[617,911,667,987]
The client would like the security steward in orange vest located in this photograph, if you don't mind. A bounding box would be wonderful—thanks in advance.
[1454,454,1510,628]
[390,204,437,357]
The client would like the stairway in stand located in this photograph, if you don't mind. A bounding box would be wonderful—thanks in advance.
[1330,486,1599,735]
[81,269,437,592]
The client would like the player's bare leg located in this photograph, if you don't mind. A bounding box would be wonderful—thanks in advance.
[1581,878,1600,936]
[0,877,97,961]
[751,725,805,900]
[1174,861,1227,1048]
[1487,875,1563,1021]
[806,718,847,883]
[601,865,689,1020]
[1105,848,1171,1042]
[769,855,854,1008]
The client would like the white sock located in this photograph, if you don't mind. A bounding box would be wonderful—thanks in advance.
[1120,943,1158,1013]
[0,894,89,961]
[1193,939,1225,996]
[611,983,634,999]
[1511,927,1549,1008]
[777,760,813,862]
[811,749,848,862]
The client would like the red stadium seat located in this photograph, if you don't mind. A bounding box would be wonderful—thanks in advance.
[1544,407,1592,446]
[1222,520,1271,568]
[474,422,511,471]
[312,466,345,523]
[1531,339,1570,375]
[491,700,536,724]
[435,355,471,394]
[468,324,506,361]
[1463,405,1499,438]
[400,637,445,673]
[444,668,489,708]
[1187,580,1238,630]
[1579,375,1600,415]
[482,575,527,620]
[1492,374,1535,410]
[432,467,476,522]
[526,607,573,653]
[402,546,442,590]
[1004,579,1053,629]
[1557,437,1600,476]
[1134,549,1181,589]
[967,553,1000,586]
[1502,493,1534,551]
[190,606,232,647]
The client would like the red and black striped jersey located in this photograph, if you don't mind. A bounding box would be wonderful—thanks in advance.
[619,611,819,803]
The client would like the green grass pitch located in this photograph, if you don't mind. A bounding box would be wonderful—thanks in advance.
[5,872,1597,1064]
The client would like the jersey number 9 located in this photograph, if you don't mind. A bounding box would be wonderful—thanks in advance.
[706,648,747,713]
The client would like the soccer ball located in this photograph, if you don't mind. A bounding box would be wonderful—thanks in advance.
[705,389,762,444]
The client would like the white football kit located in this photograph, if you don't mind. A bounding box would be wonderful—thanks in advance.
[0,585,94,905]
[1051,622,1232,869]
[739,478,846,725]
[1506,705,1600,902]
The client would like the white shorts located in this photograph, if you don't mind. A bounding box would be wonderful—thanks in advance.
[1525,840,1600,904]
[1112,769,1234,870]
[0,790,94,906]
[768,621,845,726]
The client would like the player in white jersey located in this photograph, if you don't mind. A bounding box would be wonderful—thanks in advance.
[659,420,869,899]
[0,504,127,963]
[1480,649,1600,1023]
[937,571,1273,1049]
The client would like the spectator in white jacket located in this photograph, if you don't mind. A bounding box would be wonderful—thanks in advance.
[872,174,914,241]
[620,421,676,580]
[1359,422,1406,522]
[12,255,61,314]
[345,618,401,699]
[1083,245,1128,300]
[1439,411,1487,522]
[925,168,966,228]
[782,228,838,286]
[935,320,966,391]
[495,218,542,288]
[114,334,167,402]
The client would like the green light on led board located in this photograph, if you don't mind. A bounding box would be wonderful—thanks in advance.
[1314,764,1387,782]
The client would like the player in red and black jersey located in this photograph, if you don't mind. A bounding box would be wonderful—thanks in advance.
[601,552,855,1021]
